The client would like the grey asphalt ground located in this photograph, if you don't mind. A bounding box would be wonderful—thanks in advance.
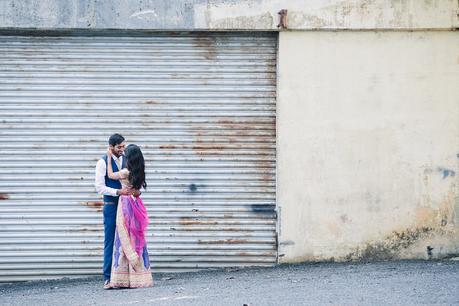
[0,260,458,306]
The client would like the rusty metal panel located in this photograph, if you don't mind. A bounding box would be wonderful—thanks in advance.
[0,32,277,282]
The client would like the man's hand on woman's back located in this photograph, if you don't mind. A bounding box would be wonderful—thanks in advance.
[116,187,130,196]
[116,187,141,197]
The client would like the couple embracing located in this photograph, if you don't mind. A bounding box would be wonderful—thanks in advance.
[94,133,153,289]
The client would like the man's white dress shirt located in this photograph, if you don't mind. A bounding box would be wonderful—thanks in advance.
[95,155,124,197]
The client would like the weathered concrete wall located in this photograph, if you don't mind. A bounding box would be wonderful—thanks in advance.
[277,31,459,262]
[0,0,457,30]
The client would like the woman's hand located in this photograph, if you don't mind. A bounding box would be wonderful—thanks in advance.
[132,189,142,198]
[126,187,141,198]
[107,147,112,157]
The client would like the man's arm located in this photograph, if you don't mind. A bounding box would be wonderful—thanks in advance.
[95,158,121,196]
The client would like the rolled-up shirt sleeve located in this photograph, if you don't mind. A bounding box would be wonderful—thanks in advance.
[95,159,118,197]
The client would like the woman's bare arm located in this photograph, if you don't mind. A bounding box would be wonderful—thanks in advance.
[107,147,122,180]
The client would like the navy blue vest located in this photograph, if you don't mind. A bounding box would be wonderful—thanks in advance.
[102,154,126,204]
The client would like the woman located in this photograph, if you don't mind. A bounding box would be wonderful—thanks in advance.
[106,144,153,288]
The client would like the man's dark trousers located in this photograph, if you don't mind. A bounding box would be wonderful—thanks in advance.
[101,154,124,281]
[103,200,118,281]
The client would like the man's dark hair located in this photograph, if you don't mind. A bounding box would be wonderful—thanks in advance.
[108,133,125,146]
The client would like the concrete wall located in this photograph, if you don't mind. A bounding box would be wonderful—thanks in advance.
[277,31,459,262]
[0,0,457,30]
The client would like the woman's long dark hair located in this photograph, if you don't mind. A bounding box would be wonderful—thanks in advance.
[124,144,147,190]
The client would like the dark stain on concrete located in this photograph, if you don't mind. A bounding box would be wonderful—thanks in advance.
[426,245,434,259]
[437,167,456,179]
[345,226,434,261]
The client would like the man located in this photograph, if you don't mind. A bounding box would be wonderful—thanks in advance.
[95,133,129,289]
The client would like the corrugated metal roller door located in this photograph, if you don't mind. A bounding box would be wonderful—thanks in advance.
[0,32,277,281]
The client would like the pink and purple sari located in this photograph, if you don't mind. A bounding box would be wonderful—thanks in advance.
[110,195,153,288]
